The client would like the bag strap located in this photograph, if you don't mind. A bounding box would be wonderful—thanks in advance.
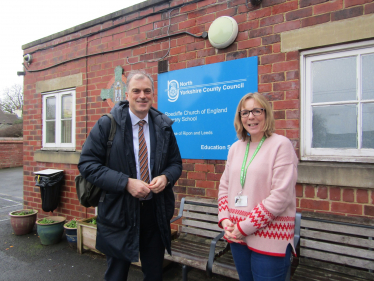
[102,113,117,166]
[99,113,116,203]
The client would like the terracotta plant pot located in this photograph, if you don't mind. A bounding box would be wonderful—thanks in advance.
[9,209,38,235]
[36,216,66,245]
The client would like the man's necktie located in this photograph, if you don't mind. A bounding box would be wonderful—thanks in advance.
[138,120,150,184]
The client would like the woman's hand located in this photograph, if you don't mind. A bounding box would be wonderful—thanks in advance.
[222,219,246,242]
[229,224,245,243]
[221,219,235,239]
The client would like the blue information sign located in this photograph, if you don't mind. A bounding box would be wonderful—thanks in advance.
[158,57,258,160]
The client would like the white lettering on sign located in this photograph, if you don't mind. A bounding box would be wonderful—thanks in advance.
[180,89,201,95]
[174,130,213,136]
[180,81,193,86]
[165,111,183,116]
[184,110,200,115]
[182,116,197,122]
[203,86,221,92]
[223,83,244,90]
[201,145,227,150]
[207,107,227,114]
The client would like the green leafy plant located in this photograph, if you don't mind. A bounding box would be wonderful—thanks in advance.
[38,218,56,224]
[12,210,34,216]
[89,218,97,225]
[64,219,77,228]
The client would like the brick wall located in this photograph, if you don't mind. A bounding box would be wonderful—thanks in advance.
[296,184,374,217]
[0,138,23,169]
[22,0,374,222]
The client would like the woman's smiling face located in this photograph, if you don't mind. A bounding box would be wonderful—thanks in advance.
[241,98,266,142]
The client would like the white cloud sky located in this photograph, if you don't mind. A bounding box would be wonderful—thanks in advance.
[0,0,144,95]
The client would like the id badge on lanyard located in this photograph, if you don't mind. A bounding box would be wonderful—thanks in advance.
[236,136,266,207]
[235,190,248,207]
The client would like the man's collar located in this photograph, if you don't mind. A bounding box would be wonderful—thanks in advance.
[129,108,149,126]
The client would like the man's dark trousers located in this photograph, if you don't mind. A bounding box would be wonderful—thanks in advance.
[104,198,165,281]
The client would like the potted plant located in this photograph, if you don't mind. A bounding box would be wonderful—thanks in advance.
[36,216,66,245]
[77,216,102,255]
[64,218,77,248]
[9,209,38,235]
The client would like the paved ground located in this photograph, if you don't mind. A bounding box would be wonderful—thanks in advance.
[0,167,235,281]
[0,166,23,223]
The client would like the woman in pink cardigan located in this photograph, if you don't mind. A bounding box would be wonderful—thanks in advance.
[218,93,298,281]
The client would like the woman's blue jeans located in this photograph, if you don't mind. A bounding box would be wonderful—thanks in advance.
[230,243,292,281]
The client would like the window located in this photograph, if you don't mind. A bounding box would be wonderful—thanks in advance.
[42,89,76,149]
[301,41,374,163]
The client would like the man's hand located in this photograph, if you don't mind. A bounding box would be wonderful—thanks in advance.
[126,178,150,198]
[148,175,168,194]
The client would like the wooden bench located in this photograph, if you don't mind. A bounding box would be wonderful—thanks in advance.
[164,196,228,281]
[167,196,301,281]
[207,213,301,281]
[292,212,374,281]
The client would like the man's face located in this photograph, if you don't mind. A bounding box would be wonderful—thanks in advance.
[125,74,154,119]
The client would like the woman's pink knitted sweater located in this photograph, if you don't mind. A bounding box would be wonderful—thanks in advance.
[218,133,298,257]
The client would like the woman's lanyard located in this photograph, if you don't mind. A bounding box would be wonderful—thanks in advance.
[236,136,266,206]
[240,136,266,189]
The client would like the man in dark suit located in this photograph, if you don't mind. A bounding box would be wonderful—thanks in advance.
[78,70,182,281]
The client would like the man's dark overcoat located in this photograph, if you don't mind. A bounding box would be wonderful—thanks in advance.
[78,101,182,262]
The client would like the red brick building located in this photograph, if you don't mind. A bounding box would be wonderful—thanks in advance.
[0,138,23,169]
[22,0,374,225]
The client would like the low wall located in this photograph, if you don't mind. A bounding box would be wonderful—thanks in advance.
[0,138,23,169]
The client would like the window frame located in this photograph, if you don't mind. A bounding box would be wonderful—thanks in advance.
[300,40,374,163]
[42,88,76,150]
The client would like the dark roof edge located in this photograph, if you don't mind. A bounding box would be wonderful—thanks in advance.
[22,0,169,50]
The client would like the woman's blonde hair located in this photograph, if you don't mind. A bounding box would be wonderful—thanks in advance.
[234,93,275,141]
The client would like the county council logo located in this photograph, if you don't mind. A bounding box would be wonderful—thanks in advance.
[168,80,179,102]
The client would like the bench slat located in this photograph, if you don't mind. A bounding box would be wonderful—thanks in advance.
[212,264,239,280]
[177,233,227,248]
[181,225,222,239]
[166,236,227,272]
[299,258,374,280]
[300,229,374,248]
[184,204,218,214]
[183,211,218,223]
[185,196,218,206]
[300,248,374,270]
[171,244,211,258]
[293,265,366,281]
[301,219,373,237]
[301,239,374,260]
[172,243,225,255]
[182,218,222,232]
[171,241,226,256]
[164,253,208,271]
[212,249,239,280]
